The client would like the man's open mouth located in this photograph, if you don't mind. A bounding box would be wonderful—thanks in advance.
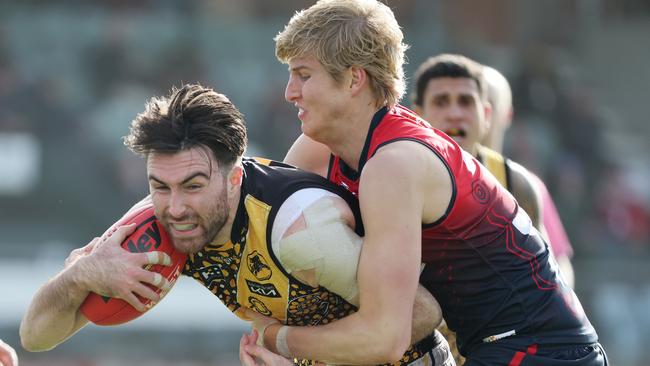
[445,128,466,138]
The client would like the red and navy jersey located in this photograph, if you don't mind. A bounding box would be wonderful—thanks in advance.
[327,105,598,356]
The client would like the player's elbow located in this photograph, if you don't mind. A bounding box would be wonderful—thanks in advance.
[20,327,46,352]
[370,335,410,363]
[20,320,56,352]
[362,325,411,364]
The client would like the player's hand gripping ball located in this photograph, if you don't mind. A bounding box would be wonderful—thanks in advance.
[80,203,187,325]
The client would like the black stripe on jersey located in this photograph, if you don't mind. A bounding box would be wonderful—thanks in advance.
[504,158,513,192]
[476,150,485,165]
[326,153,336,181]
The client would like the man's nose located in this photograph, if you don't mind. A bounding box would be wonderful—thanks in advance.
[167,192,188,218]
[285,76,300,103]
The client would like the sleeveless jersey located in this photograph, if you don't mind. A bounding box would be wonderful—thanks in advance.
[182,157,439,365]
[327,106,598,356]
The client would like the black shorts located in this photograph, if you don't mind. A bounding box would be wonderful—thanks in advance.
[463,342,608,366]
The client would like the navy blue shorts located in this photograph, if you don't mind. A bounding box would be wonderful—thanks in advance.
[463,342,608,366]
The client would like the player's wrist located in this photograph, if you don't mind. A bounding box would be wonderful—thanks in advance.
[262,322,278,351]
[65,257,94,293]
[263,323,284,354]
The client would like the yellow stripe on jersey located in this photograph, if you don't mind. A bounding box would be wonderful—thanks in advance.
[252,156,273,166]
[237,195,291,321]
[477,145,509,190]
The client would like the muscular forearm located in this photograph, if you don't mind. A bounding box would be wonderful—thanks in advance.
[265,310,407,365]
[20,265,90,351]
[263,285,436,364]
[265,250,416,364]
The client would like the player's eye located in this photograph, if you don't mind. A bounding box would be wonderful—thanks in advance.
[458,95,473,107]
[433,96,448,107]
[186,184,203,191]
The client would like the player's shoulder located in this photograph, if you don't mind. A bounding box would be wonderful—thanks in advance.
[275,188,356,241]
[505,158,539,194]
[369,139,446,181]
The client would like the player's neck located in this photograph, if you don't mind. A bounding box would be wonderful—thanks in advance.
[327,101,383,172]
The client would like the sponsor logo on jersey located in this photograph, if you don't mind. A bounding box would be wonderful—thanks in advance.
[249,296,272,316]
[246,279,280,298]
[247,251,272,281]
[471,179,490,204]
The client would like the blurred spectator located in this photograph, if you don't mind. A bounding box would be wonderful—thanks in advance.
[595,163,650,250]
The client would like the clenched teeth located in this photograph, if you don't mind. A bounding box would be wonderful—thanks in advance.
[172,223,197,231]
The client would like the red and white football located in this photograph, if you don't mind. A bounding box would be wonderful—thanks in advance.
[80,202,187,326]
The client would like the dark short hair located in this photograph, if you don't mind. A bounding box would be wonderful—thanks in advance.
[411,54,486,106]
[124,84,247,171]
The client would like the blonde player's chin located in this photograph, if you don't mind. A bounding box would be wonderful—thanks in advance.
[299,121,310,134]
[300,123,323,141]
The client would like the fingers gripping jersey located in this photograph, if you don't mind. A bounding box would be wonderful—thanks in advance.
[182,158,441,366]
[327,106,598,356]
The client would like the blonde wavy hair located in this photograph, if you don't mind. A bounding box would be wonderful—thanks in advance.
[275,0,408,107]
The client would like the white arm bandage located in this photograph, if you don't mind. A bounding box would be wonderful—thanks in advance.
[271,189,362,305]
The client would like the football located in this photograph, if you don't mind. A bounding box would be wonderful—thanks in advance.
[80,202,187,326]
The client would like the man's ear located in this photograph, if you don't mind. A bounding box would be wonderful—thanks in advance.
[229,165,244,187]
[413,104,423,116]
[349,66,367,96]
[483,101,493,132]
[505,106,514,128]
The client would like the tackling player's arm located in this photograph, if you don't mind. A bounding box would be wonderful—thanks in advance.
[262,142,451,364]
[284,134,331,178]
[275,193,442,342]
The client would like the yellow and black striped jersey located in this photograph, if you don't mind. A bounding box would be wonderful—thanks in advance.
[182,157,437,365]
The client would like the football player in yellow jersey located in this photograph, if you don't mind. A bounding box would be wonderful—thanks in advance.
[20,84,454,366]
